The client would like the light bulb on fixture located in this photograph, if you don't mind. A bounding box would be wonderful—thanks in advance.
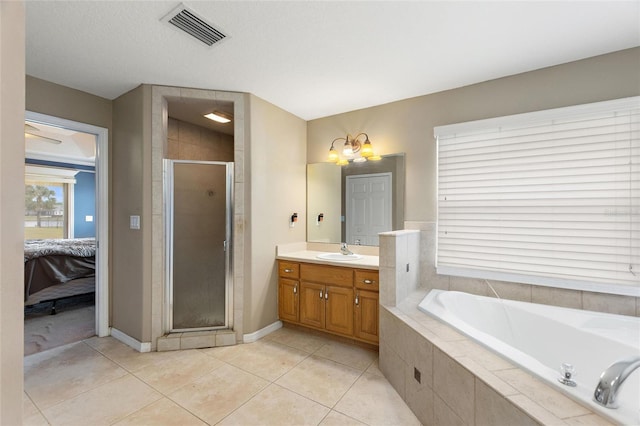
[328,146,339,162]
[360,137,373,158]
[336,158,349,166]
[343,137,354,156]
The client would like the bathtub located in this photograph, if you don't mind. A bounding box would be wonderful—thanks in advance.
[419,290,640,425]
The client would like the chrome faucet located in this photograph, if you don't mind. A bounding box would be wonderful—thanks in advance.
[340,242,353,255]
[594,356,640,408]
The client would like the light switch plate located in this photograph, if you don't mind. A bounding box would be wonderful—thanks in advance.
[130,215,140,230]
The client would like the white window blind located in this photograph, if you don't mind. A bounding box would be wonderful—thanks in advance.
[25,165,78,184]
[435,97,640,297]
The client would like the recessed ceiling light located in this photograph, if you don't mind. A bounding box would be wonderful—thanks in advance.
[204,111,232,123]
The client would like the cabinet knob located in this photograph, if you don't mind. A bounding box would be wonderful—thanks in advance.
[293,284,297,294]
[355,293,359,306]
[325,291,328,300]
[319,290,323,299]
[284,268,293,273]
[363,279,375,285]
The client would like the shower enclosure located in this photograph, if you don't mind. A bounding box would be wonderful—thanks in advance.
[164,160,233,331]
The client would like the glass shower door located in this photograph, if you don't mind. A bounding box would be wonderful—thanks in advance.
[166,160,233,331]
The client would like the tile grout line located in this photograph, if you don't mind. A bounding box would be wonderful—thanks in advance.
[210,336,376,425]
[28,330,383,425]
[159,357,252,426]
[24,390,51,425]
[210,339,321,424]
[28,341,134,415]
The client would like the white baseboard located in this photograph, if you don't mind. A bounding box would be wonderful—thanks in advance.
[110,327,152,353]
[242,321,282,343]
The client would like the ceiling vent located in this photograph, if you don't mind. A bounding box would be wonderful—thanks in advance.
[161,4,227,47]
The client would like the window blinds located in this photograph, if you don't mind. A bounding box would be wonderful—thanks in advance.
[435,97,639,296]
[25,165,78,185]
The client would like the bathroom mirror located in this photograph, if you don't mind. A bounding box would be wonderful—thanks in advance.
[307,153,405,246]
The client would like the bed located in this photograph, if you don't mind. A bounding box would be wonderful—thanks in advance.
[24,238,96,313]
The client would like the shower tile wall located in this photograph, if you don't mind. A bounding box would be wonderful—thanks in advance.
[167,117,234,162]
[406,221,640,317]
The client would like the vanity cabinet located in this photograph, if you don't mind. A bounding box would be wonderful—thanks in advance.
[278,262,300,323]
[353,270,379,343]
[277,260,378,345]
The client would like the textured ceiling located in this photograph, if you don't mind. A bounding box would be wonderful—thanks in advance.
[25,1,640,121]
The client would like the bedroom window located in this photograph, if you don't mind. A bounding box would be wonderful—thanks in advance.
[24,182,66,239]
[25,166,77,240]
[434,97,639,297]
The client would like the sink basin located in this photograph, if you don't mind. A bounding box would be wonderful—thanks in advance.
[316,253,363,261]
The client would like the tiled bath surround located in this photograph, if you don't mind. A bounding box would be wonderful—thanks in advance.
[405,221,640,317]
[377,226,631,425]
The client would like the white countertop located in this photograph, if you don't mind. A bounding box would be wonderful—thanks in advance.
[276,250,379,270]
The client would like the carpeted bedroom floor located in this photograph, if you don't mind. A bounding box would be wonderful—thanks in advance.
[24,294,95,356]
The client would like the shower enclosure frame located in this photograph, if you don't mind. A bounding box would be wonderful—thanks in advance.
[164,159,234,332]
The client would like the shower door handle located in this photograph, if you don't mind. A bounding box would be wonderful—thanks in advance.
[223,240,227,252]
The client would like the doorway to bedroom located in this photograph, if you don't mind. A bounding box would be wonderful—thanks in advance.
[23,112,109,355]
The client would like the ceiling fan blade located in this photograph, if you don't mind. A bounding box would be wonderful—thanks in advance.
[25,132,62,144]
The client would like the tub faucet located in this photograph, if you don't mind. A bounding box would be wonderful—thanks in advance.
[340,242,353,255]
[593,356,640,408]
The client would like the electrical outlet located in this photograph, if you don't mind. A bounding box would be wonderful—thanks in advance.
[414,367,421,383]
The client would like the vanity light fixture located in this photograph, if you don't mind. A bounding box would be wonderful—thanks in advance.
[204,111,232,123]
[327,132,377,165]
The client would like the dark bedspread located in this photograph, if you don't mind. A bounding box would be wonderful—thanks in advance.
[24,238,96,261]
[24,238,96,302]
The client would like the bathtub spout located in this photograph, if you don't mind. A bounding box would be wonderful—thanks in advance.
[593,356,640,408]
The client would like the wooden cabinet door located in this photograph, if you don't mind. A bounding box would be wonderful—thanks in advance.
[299,282,325,329]
[354,290,379,344]
[325,285,354,336]
[278,278,298,323]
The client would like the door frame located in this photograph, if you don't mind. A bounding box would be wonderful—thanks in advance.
[25,111,109,337]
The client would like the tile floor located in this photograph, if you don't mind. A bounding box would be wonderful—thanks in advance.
[24,327,421,426]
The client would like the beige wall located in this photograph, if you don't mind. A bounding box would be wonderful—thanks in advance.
[307,47,640,222]
[26,76,112,131]
[246,95,307,333]
[0,2,25,423]
[112,85,153,342]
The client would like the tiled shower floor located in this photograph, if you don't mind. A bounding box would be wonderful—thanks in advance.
[24,327,420,425]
